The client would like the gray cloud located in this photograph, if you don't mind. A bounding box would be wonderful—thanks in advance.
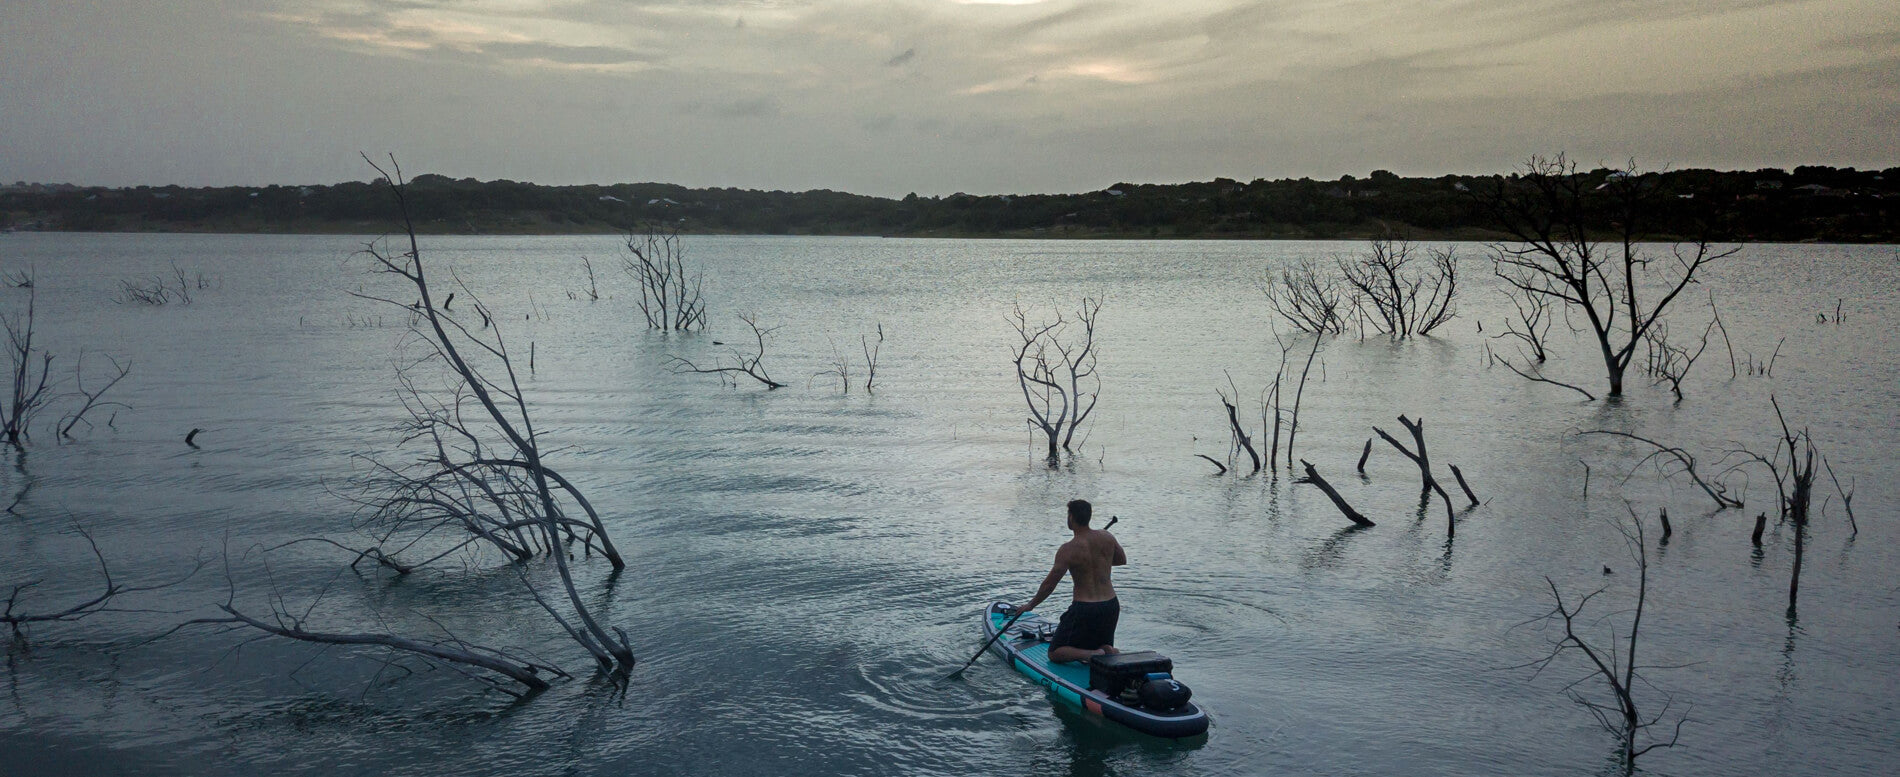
[0,0,1894,196]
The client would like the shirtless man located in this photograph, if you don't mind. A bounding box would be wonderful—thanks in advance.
[1007,499,1126,663]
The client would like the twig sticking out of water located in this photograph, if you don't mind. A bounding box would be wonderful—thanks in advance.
[1372,415,1456,533]
[1297,459,1373,527]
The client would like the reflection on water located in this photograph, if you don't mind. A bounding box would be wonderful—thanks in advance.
[0,233,1895,776]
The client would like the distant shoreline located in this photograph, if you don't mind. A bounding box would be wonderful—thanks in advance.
[7,166,1897,243]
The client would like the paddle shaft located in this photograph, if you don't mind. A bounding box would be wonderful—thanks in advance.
[948,609,1025,679]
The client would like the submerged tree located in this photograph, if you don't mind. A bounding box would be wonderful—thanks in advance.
[1009,298,1102,464]
[1337,236,1459,337]
[1517,510,1687,772]
[1265,259,1348,335]
[1,284,54,446]
[1477,155,1739,398]
[622,226,706,330]
[342,155,635,673]
[668,313,785,389]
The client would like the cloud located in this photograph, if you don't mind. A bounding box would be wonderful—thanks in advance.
[3,0,1896,195]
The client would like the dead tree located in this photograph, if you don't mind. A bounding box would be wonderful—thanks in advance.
[1266,259,1348,334]
[621,226,706,330]
[1280,332,1323,468]
[1265,332,1297,470]
[59,353,131,438]
[1008,298,1102,464]
[813,337,851,393]
[350,155,634,672]
[861,323,884,392]
[573,256,601,301]
[1477,155,1739,397]
[1707,291,1737,379]
[1336,236,1458,337]
[2,284,55,446]
[1372,415,1456,531]
[1576,430,1743,510]
[1216,376,1261,475]
[669,314,785,389]
[1723,397,1820,613]
[1515,512,1686,771]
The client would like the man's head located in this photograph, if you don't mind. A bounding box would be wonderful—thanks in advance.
[1066,499,1092,530]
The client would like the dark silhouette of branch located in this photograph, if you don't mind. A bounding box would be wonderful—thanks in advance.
[861,323,884,392]
[1282,332,1323,466]
[5,522,200,634]
[1372,415,1455,532]
[59,352,131,438]
[669,313,785,389]
[1,282,55,446]
[1298,459,1374,527]
[1515,510,1686,771]
[1217,374,1261,475]
[350,154,633,671]
[1266,259,1348,334]
[1577,430,1742,510]
[1194,454,1228,475]
[1494,351,1597,400]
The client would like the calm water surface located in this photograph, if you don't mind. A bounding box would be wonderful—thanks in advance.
[1,233,1896,776]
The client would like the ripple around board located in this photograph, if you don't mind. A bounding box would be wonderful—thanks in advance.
[845,659,1017,721]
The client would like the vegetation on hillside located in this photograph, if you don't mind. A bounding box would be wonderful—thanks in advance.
[3,165,1896,241]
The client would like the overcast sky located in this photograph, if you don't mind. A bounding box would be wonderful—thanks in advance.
[3,0,1896,196]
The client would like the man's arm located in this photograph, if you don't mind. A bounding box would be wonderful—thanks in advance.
[1112,537,1126,566]
[1015,548,1070,613]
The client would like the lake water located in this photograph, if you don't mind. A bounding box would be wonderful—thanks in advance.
[1,233,1896,776]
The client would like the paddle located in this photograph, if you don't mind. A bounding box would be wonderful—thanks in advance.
[946,608,1025,680]
[945,515,1119,680]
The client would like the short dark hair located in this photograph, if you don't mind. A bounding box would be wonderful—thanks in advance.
[1067,499,1092,527]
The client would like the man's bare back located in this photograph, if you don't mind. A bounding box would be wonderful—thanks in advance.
[1059,529,1124,603]
[1012,499,1127,662]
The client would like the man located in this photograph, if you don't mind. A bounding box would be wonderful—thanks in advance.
[1007,499,1125,663]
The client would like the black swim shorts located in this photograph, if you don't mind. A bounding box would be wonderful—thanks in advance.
[1049,597,1120,651]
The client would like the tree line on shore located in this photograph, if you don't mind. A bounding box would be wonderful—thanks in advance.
[4,164,1897,242]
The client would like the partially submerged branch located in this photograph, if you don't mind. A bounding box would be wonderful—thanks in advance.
[5,523,198,634]
[669,313,785,389]
[1516,511,1685,770]
[1577,430,1742,510]
[1298,459,1374,527]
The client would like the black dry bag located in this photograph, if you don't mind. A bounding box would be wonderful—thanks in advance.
[1138,677,1192,711]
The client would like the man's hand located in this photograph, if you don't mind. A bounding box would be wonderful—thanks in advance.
[1003,604,1031,617]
